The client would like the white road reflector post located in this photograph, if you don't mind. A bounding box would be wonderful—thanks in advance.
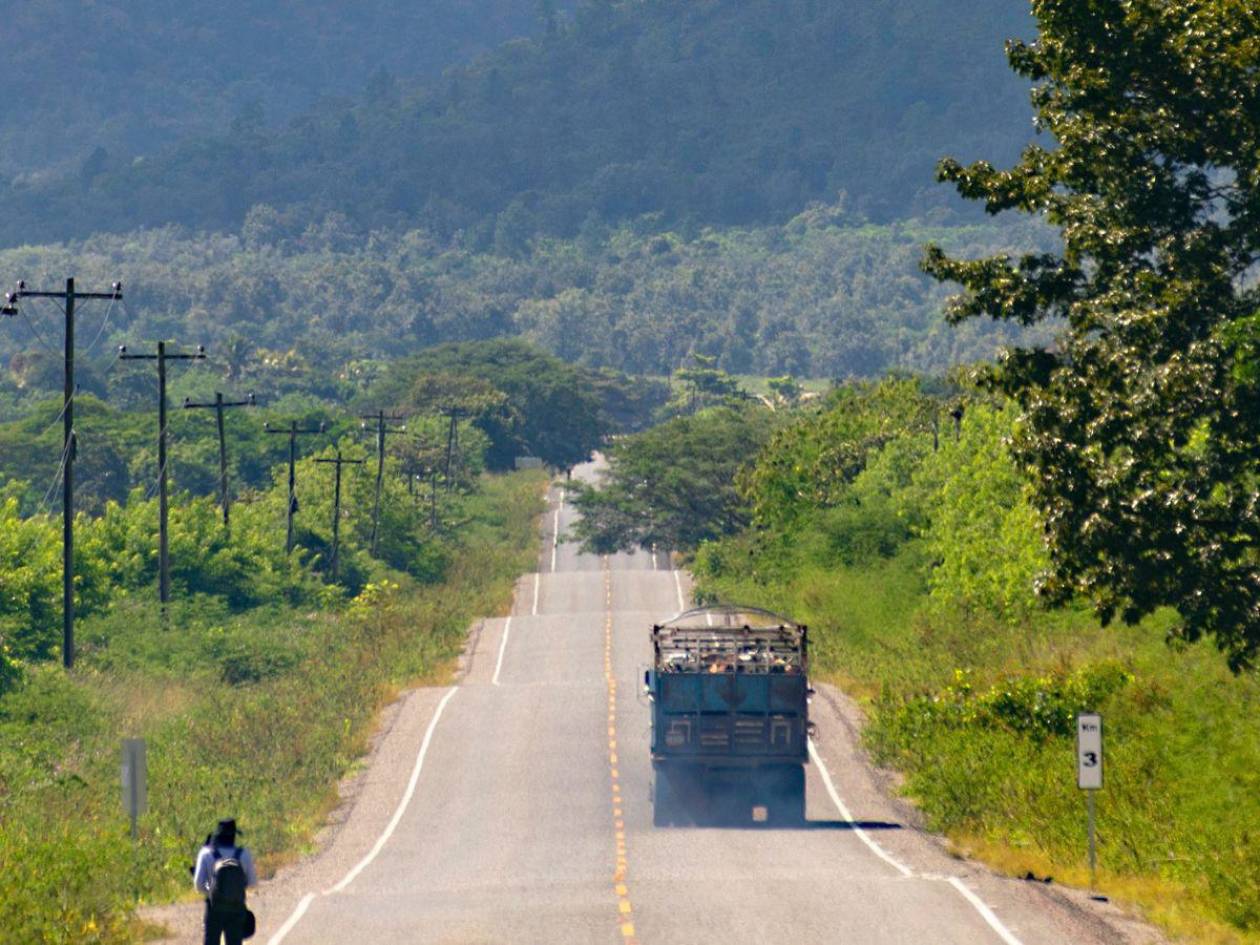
[1076,712,1103,896]
[122,738,147,841]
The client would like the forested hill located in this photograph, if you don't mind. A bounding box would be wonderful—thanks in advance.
[0,0,1035,248]
[0,0,557,178]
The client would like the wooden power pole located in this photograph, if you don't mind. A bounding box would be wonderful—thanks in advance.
[359,410,406,555]
[184,392,257,532]
[119,342,206,613]
[314,452,364,581]
[4,279,122,667]
[264,420,326,554]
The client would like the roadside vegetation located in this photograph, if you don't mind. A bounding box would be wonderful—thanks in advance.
[0,339,609,944]
[581,378,1260,943]
[579,3,1260,939]
[0,470,544,945]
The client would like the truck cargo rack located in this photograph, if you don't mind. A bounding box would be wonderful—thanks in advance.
[652,605,807,675]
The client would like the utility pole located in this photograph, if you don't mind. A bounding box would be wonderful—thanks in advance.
[264,420,325,553]
[359,410,406,555]
[430,468,439,530]
[443,408,466,491]
[119,342,206,612]
[3,279,122,669]
[314,452,364,581]
[183,392,257,532]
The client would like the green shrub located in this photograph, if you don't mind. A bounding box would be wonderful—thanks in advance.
[0,495,62,662]
[882,663,1134,744]
[0,469,546,944]
[690,386,1260,938]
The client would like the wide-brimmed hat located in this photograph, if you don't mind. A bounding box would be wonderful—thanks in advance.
[211,818,238,844]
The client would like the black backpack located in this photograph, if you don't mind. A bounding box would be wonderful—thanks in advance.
[208,846,248,911]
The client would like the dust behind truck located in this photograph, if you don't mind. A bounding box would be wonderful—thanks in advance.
[645,605,812,827]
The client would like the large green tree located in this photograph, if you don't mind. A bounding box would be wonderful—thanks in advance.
[572,405,779,554]
[369,340,610,470]
[923,0,1260,668]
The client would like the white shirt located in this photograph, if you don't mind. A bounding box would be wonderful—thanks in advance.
[193,844,258,896]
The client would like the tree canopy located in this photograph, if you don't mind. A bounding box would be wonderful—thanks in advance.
[571,405,781,554]
[366,339,641,470]
[0,214,1048,391]
[924,0,1260,668]
[0,0,1034,246]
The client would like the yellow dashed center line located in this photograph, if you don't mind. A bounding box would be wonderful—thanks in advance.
[603,558,639,945]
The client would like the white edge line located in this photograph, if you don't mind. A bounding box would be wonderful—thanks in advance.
[492,617,513,686]
[266,892,314,945]
[328,687,459,893]
[268,490,567,941]
[267,686,459,941]
[948,877,1026,945]
[808,739,913,878]
[531,572,540,616]
[808,738,1027,945]
[673,569,685,611]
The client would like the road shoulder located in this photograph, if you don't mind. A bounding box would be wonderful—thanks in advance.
[141,573,531,944]
[808,682,1168,945]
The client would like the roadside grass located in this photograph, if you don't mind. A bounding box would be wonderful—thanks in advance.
[0,470,546,945]
[696,546,1260,945]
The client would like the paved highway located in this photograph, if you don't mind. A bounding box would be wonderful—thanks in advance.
[227,463,1155,945]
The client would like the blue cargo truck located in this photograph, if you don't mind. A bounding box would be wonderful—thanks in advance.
[645,606,812,827]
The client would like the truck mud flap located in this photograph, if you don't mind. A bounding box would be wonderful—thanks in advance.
[653,762,805,828]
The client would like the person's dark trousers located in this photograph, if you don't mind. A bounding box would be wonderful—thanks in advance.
[204,902,247,945]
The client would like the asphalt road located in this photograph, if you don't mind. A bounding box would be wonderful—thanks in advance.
[231,463,1159,945]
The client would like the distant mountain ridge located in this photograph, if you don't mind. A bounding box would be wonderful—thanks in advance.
[0,0,558,177]
[0,0,1037,247]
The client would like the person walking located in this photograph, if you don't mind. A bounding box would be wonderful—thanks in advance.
[193,818,258,944]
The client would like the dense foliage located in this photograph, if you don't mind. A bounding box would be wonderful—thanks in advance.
[0,0,1034,245]
[363,339,638,470]
[571,404,780,553]
[572,378,1259,938]
[0,338,648,516]
[0,213,1049,389]
[0,472,545,944]
[924,0,1260,669]
[0,0,556,177]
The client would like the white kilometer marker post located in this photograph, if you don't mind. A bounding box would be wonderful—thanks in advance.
[121,738,147,841]
[1076,712,1104,898]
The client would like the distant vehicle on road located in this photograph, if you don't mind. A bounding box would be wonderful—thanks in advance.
[645,606,812,827]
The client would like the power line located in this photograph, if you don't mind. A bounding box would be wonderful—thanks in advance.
[314,451,365,581]
[37,437,74,517]
[184,392,258,532]
[82,292,119,356]
[5,440,76,570]
[18,306,61,356]
[3,277,123,669]
[265,419,327,554]
[359,410,407,555]
[119,341,207,613]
